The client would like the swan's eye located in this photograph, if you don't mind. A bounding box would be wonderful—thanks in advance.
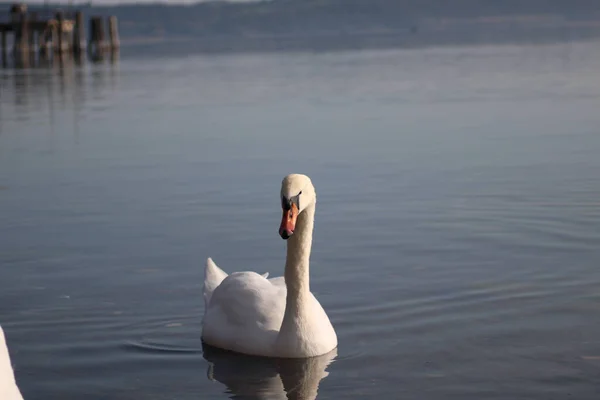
[281,192,301,211]
[281,196,290,210]
[291,193,300,210]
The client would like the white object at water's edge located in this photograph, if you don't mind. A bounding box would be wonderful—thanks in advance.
[0,325,24,400]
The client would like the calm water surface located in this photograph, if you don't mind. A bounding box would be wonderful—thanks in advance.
[1,40,600,399]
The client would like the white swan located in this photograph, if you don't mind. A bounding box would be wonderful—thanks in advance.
[202,174,337,358]
[0,326,24,400]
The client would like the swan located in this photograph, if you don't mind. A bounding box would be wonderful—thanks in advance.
[202,174,337,358]
[0,325,24,400]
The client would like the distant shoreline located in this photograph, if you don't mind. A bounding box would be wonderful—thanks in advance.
[118,26,600,55]
[2,0,600,55]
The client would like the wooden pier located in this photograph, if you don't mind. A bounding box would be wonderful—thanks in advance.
[0,3,119,65]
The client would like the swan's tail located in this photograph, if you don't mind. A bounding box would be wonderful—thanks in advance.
[0,326,24,400]
[203,257,228,309]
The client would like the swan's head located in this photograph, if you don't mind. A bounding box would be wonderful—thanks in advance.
[279,174,316,240]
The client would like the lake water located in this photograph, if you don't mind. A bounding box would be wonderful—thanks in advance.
[1,39,600,399]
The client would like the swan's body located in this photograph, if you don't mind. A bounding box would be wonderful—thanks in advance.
[0,326,24,400]
[202,174,337,358]
[202,260,336,358]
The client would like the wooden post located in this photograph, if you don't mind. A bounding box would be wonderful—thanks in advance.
[89,16,106,56]
[38,29,46,55]
[108,16,120,50]
[28,12,38,53]
[50,26,58,55]
[39,29,52,58]
[1,31,6,62]
[73,11,86,55]
[56,11,64,53]
[38,34,45,57]
[110,47,119,64]
[14,11,29,54]
[9,2,27,55]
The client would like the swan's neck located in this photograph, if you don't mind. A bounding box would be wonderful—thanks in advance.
[284,203,314,299]
[277,203,315,354]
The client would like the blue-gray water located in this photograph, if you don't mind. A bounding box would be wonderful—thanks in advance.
[1,40,600,399]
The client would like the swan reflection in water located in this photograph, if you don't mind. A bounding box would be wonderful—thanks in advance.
[202,342,337,400]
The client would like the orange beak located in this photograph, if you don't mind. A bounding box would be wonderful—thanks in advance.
[279,203,298,240]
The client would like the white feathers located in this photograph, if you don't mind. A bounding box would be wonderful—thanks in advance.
[203,258,229,307]
[0,326,24,400]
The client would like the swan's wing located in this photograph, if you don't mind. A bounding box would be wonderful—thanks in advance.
[210,272,286,328]
[267,276,285,287]
[204,258,270,308]
[202,272,287,356]
[204,258,229,307]
[0,326,24,400]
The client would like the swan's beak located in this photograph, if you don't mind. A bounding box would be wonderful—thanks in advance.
[279,203,298,240]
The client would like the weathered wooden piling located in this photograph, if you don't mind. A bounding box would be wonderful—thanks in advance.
[108,16,120,50]
[38,29,49,56]
[89,16,106,55]
[10,3,23,53]
[1,31,6,61]
[1,4,119,65]
[56,11,65,53]
[48,29,56,55]
[13,8,29,54]
[73,11,86,55]
[28,12,37,53]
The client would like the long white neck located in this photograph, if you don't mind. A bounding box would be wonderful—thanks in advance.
[277,202,315,354]
[284,203,314,298]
